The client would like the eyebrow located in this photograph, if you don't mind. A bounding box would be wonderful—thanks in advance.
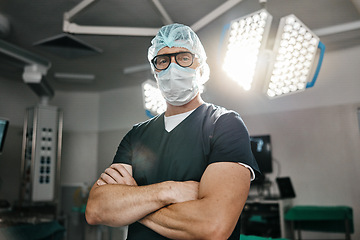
[156,51,192,56]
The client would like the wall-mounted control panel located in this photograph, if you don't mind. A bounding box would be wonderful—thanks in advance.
[21,105,62,203]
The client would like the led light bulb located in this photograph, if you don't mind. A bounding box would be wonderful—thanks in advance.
[142,80,166,116]
[265,14,320,98]
[223,9,273,91]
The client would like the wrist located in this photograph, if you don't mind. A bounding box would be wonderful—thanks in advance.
[157,181,177,205]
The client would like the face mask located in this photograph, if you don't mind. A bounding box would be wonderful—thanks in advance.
[155,63,199,106]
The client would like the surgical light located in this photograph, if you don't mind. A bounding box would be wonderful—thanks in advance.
[222,9,272,91]
[265,14,325,98]
[142,80,166,117]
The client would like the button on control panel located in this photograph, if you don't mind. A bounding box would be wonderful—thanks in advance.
[39,127,53,184]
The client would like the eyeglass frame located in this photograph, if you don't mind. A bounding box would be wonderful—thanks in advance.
[151,51,196,71]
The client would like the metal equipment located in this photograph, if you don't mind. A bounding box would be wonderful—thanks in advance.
[20,104,63,206]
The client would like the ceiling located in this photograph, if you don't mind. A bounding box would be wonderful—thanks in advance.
[0,0,360,93]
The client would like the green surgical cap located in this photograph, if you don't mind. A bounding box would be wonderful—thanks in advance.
[148,23,210,84]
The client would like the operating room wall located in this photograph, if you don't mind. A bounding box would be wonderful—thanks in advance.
[0,79,99,203]
[97,86,149,176]
[51,91,100,187]
[242,103,360,239]
[0,80,36,202]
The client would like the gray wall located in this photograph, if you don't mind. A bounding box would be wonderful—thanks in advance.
[244,104,360,227]
[0,125,23,202]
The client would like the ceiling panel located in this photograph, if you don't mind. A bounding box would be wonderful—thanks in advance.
[0,0,359,93]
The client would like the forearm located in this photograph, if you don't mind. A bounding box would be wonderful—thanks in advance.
[86,181,173,227]
[140,197,241,240]
[140,198,215,240]
[140,162,251,240]
[86,163,199,227]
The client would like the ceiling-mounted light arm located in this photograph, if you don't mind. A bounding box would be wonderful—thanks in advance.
[313,20,360,37]
[63,0,243,36]
[62,0,165,36]
[0,39,50,71]
[64,0,174,26]
[22,65,54,99]
[150,0,173,25]
[23,65,46,83]
[306,41,325,88]
[22,64,54,99]
[63,0,159,36]
[0,39,54,99]
[259,0,267,9]
[64,23,160,36]
[191,0,243,32]
[64,0,99,22]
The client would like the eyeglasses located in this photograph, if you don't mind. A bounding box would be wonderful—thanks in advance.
[151,52,195,70]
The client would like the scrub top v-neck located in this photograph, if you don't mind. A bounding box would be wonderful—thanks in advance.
[113,102,258,186]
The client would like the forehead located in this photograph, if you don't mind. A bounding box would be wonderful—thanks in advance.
[157,47,190,55]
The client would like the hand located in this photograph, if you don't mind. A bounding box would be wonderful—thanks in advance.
[168,181,200,204]
[97,164,137,186]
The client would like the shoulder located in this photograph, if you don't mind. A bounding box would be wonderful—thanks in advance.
[201,103,243,126]
[123,114,164,141]
[131,113,163,131]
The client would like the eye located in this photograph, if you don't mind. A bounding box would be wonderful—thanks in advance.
[181,56,190,61]
[156,56,169,66]
[177,53,192,63]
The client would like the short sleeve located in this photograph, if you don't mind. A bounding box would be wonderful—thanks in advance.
[112,130,133,165]
[208,112,259,173]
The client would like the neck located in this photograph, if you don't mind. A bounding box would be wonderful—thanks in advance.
[165,94,204,117]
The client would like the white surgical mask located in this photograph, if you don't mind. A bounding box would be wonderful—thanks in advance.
[155,63,199,106]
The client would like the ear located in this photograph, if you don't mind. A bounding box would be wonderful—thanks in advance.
[198,63,210,85]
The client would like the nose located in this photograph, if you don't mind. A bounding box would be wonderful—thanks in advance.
[170,55,177,64]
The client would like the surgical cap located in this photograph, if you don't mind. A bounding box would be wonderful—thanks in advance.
[148,23,210,84]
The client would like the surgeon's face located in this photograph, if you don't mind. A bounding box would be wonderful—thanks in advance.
[155,47,200,72]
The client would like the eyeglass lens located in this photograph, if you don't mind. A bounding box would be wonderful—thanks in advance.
[153,52,194,70]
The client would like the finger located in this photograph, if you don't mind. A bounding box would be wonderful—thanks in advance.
[97,178,107,186]
[111,164,137,186]
[100,172,117,184]
[104,167,123,182]
[111,164,132,176]
[103,167,131,185]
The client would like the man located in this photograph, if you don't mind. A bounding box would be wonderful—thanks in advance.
[86,23,259,240]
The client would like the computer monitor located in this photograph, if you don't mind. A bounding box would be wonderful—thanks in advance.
[276,177,296,199]
[0,118,9,154]
[250,135,273,174]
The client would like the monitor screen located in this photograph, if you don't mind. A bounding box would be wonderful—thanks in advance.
[0,118,9,154]
[250,135,272,174]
